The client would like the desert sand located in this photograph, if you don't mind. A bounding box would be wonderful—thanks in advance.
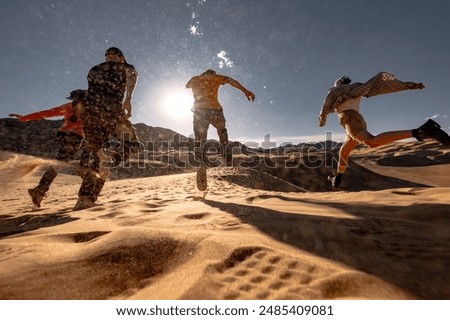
[0,139,449,300]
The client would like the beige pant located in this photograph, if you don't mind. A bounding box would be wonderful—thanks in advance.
[338,110,367,141]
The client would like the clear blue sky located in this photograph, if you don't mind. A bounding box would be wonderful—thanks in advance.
[1,0,449,146]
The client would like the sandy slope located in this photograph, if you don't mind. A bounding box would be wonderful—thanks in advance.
[0,144,449,299]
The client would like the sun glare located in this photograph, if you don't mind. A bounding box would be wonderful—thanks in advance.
[160,89,194,119]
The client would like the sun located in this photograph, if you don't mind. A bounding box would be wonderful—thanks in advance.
[160,88,194,119]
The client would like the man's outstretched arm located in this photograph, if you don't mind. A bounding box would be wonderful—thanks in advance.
[224,76,255,102]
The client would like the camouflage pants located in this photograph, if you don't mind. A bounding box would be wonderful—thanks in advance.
[81,104,121,178]
[54,131,83,161]
[36,131,88,194]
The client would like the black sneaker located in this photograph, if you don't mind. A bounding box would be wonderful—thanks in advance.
[327,173,342,188]
[28,187,46,208]
[412,119,450,145]
[224,151,233,167]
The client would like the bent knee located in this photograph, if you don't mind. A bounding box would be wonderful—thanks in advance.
[363,140,381,148]
[355,132,379,148]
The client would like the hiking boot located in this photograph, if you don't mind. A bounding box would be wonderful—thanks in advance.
[73,196,96,211]
[327,173,343,188]
[412,119,450,145]
[73,171,105,211]
[28,187,46,208]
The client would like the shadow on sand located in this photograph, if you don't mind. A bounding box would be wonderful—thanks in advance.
[0,211,78,239]
[203,195,450,299]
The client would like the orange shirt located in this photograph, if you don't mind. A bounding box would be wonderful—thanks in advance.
[18,102,84,137]
[186,74,227,110]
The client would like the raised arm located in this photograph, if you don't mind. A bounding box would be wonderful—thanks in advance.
[223,76,255,102]
[13,103,70,122]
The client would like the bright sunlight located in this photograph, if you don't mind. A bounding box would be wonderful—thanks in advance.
[160,88,194,120]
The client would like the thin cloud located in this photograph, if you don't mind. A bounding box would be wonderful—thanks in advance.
[189,22,202,36]
[217,50,234,68]
[425,114,440,120]
[187,0,205,36]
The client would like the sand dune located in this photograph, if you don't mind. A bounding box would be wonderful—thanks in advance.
[0,142,449,300]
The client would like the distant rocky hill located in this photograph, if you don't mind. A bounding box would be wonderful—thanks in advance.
[0,118,63,158]
[0,118,192,158]
[0,118,248,156]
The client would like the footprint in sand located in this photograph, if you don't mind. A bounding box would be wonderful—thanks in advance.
[139,203,164,214]
[47,231,110,243]
[182,247,327,299]
[181,212,210,220]
[109,199,127,205]
[183,246,405,299]
[70,231,110,243]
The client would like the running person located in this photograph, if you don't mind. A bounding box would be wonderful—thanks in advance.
[319,71,450,188]
[74,47,133,210]
[186,69,255,166]
[10,89,90,207]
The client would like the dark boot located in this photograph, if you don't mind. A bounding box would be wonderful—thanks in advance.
[412,119,450,145]
[218,128,231,166]
[327,173,343,188]
[73,171,105,211]
[28,166,57,207]
[91,178,106,203]
[222,143,233,166]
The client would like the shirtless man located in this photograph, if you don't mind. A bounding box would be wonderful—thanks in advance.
[186,69,255,165]
[186,69,255,191]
